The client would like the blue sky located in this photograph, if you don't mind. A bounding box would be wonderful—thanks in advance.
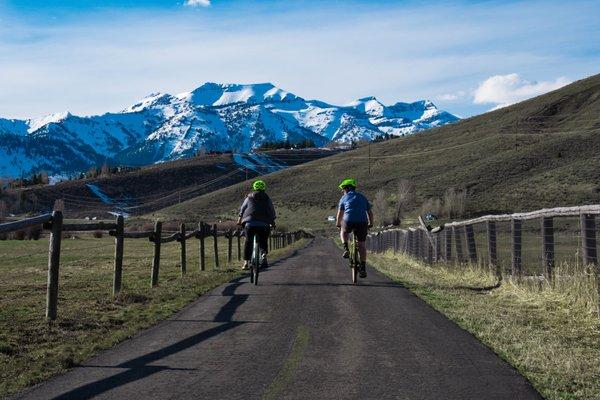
[0,0,598,119]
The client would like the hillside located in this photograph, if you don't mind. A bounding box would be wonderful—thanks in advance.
[0,83,458,178]
[155,74,600,230]
[9,149,339,218]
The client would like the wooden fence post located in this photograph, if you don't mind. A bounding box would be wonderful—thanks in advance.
[399,231,405,254]
[180,223,187,277]
[418,230,423,260]
[465,224,477,264]
[581,214,600,312]
[213,224,219,268]
[453,226,465,264]
[199,222,206,271]
[486,220,500,280]
[444,228,452,262]
[426,232,433,264]
[542,217,554,283]
[434,234,441,263]
[113,214,124,295]
[46,210,63,320]
[581,214,597,266]
[227,229,233,265]
[151,220,162,287]
[511,219,522,277]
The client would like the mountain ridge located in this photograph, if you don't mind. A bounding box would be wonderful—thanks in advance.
[0,82,459,178]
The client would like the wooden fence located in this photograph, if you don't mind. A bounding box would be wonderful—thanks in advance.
[366,204,600,289]
[0,211,308,320]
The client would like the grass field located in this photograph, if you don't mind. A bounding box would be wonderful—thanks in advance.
[0,234,309,399]
[369,250,600,400]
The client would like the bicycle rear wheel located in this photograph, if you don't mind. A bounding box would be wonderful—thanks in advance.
[250,236,258,284]
[351,238,358,284]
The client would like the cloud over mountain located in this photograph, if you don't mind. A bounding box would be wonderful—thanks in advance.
[474,74,571,110]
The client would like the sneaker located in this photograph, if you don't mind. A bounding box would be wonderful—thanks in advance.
[242,262,250,271]
[359,263,367,278]
[342,244,349,259]
[260,253,268,268]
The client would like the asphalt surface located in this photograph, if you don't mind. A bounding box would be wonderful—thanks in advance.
[13,238,542,400]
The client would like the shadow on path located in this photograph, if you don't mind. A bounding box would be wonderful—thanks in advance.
[50,279,252,400]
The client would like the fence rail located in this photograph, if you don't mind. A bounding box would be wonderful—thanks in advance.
[0,212,310,320]
[366,204,600,299]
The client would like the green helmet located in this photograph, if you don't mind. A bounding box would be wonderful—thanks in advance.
[338,178,357,190]
[252,180,266,191]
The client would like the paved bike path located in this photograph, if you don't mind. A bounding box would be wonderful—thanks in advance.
[13,238,542,400]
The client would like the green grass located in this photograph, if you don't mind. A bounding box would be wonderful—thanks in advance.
[368,250,600,400]
[0,235,309,399]
[156,74,600,231]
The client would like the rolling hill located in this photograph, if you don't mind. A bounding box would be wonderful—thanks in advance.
[9,148,340,218]
[154,74,600,230]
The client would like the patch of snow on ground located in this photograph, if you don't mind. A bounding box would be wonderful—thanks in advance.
[86,183,114,204]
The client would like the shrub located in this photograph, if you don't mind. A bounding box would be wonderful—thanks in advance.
[443,188,467,218]
[392,180,415,226]
[93,230,104,238]
[372,189,390,227]
[25,225,42,240]
[421,197,443,217]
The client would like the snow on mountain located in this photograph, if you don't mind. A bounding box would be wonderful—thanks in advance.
[0,83,459,177]
[27,112,72,133]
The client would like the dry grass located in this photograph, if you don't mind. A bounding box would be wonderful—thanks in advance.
[369,251,600,400]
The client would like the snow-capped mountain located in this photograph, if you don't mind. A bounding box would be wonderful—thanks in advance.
[0,83,458,177]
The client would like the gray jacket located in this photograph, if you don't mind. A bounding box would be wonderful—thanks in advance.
[239,191,276,225]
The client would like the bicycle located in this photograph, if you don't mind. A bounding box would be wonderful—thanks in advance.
[349,233,360,284]
[249,235,260,285]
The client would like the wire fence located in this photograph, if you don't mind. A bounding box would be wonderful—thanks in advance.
[366,205,600,307]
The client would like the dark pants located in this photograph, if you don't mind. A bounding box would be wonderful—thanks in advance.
[244,226,270,261]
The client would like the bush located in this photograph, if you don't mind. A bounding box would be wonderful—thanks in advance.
[421,197,443,217]
[443,188,467,218]
[25,225,42,240]
[392,180,415,226]
[92,230,104,238]
[372,189,390,227]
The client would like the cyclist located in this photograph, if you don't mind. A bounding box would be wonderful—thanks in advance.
[237,180,276,271]
[336,178,373,278]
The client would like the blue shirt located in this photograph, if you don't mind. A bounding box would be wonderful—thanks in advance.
[338,190,371,223]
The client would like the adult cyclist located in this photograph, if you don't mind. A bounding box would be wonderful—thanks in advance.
[237,180,276,271]
[336,178,373,278]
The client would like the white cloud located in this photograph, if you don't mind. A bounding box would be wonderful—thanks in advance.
[436,91,466,101]
[184,0,211,7]
[473,73,571,109]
